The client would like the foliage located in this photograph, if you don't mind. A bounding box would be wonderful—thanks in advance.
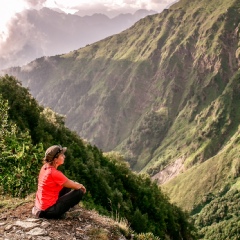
[0,75,43,144]
[118,109,170,171]
[134,232,161,240]
[1,1,239,238]
[191,190,240,240]
[2,0,239,192]
[0,0,239,238]
[162,71,240,211]
[0,94,43,197]
[0,75,195,239]
[1,0,233,155]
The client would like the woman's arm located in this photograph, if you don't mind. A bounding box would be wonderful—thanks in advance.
[63,179,86,193]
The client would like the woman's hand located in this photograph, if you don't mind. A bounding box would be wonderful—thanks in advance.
[63,179,86,194]
[76,182,86,194]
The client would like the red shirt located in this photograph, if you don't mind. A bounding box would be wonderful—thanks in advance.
[35,164,68,210]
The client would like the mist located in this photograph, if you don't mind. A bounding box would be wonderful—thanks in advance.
[0,0,178,71]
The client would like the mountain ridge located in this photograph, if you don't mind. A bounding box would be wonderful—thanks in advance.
[0,7,156,71]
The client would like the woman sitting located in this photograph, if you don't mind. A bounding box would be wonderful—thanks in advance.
[32,145,86,219]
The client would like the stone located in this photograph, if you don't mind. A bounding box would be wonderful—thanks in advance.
[26,227,48,236]
[40,221,51,229]
[0,203,128,240]
[84,224,92,230]
[25,218,42,223]
[15,220,39,229]
[36,237,52,240]
[4,224,13,231]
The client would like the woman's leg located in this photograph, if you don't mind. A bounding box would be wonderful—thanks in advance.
[58,187,71,197]
[40,189,84,219]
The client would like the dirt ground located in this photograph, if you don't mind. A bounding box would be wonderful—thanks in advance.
[0,195,129,240]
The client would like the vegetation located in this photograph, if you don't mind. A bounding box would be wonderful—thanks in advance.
[1,0,240,239]
[162,70,240,208]
[191,189,240,239]
[4,0,239,178]
[0,75,195,239]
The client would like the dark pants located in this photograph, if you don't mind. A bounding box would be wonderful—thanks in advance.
[39,188,84,219]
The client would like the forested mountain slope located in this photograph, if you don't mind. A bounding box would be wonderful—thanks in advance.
[0,75,195,239]
[2,0,240,217]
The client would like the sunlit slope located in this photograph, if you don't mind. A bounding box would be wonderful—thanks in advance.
[160,70,240,210]
[117,0,240,172]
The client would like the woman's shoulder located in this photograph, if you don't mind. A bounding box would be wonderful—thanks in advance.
[52,167,67,177]
[51,168,68,183]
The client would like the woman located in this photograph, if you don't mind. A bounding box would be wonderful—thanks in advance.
[32,145,86,219]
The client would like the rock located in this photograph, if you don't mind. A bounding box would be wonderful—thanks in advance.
[15,220,40,229]
[84,224,92,230]
[36,237,52,240]
[40,221,51,228]
[25,218,42,223]
[0,201,128,240]
[26,227,48,236]
[4,224,13,231]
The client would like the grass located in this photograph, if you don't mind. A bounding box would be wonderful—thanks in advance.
[115,216,131,237]
[87,228,109,240]
[162,132,240,211]
[0,193,35,213]
[231,179,240,190]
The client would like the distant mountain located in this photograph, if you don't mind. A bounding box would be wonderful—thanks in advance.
[75,8,157,19]
[0,7,156,70]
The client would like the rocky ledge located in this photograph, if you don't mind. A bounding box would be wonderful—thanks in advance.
[0,201,128,240]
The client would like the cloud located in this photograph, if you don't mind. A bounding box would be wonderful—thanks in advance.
[0,10,46,69]
[24,0,47,9]
[71,0,176,17]
[0,0,178,70]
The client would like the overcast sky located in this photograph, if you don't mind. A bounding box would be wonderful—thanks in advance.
[0,0,177,41]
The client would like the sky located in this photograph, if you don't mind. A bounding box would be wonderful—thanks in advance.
[0,0,177,41]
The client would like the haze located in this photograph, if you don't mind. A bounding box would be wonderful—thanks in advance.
[0,0,178,70]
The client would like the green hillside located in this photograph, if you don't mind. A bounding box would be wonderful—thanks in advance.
[1,0,240,238]
[0,75,195,239]
[160,68,240,202]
